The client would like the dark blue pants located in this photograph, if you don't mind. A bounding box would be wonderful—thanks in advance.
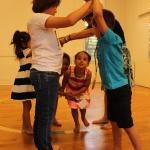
[30,69,59,150]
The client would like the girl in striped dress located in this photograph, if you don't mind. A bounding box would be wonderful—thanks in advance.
[62,51,92,133]
[11,31,35,134]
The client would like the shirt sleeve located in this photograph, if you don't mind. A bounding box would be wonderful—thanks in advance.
[100,28,123,45]
[35,13,51,29]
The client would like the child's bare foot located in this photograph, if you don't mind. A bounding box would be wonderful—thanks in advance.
[92,118,109,124]
[73,125,80,133]
[100,122,111,130]
[22,128,33,135]
[53,144,60,150]
[82,119,89,127]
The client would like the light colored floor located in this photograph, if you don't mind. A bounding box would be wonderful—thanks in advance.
[0,84,150,150]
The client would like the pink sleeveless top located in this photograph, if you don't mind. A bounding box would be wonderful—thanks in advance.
[65,66,91,109]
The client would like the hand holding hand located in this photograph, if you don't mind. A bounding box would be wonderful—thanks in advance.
[59,35,71,47]
[59,37,66,47]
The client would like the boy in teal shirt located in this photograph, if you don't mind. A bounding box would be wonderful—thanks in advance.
[92,0,141,149]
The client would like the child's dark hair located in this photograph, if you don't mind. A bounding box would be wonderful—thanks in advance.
[82,12,93,21]
[92,9,115,30]
[103,9,115,30]
[113,20,126,44]
[75,51,91,63]
[63,52,70,65]
[11,31,30,59]
[32,0,61,13]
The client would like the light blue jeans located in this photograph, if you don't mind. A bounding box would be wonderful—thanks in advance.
[30,68,59,150]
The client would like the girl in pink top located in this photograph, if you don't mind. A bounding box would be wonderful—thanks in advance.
[62,51,92,133]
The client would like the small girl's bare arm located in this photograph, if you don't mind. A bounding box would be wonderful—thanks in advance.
[26,50,32,58]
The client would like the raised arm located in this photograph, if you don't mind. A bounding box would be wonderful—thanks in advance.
[93,0,107,36]
[45,1,92,28]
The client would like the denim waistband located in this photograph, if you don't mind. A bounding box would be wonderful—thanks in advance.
[31,68,59,76]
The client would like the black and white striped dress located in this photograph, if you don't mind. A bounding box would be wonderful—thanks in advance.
[11,48,35,101]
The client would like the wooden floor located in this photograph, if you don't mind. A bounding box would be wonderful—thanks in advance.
[0,84,150,150]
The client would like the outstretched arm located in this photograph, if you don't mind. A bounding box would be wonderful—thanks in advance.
[59,28,94,46]
[45,1,92,28]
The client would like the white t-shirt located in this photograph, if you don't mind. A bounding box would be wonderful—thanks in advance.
[27,13,63,74]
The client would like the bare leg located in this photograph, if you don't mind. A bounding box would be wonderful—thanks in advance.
[124,127,142,150]
[80,109,89,127]
[53,117,62,127]
[111,121,122,150]
[22,100,33,134]
[71,109,80,133]
[52,98,62,127]
[92,92,109,124]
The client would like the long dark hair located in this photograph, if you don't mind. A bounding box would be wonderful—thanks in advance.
[113,20,126,44]
[11,31,30,59]
[103,9,115,30]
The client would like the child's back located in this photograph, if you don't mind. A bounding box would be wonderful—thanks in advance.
[97,28,128,89]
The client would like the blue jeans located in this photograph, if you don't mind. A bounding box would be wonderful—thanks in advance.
[30,69,59,150]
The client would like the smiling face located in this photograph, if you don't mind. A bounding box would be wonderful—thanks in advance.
[75,52,90,69]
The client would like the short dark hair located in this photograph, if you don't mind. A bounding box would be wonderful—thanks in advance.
[82,12,93,21]
[63,52,70,65]
[32,0,61,13]
[103,9,115,30]
[75,51,91,63]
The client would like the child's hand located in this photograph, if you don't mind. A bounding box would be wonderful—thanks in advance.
[59,35,71,47]
[58,90,65,96]
[64,92,77,102]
